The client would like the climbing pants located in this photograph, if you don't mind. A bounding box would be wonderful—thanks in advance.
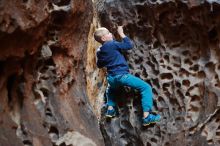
[106,73,153,112]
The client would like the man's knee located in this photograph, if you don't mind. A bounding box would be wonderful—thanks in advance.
[143,83,152,93]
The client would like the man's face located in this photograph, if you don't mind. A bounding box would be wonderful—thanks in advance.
[101,29,113,42]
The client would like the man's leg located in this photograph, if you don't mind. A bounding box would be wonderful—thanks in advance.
[105,83,117,107]
[105,75,118,117]
[117,74,153,113]
[117,73,160,125]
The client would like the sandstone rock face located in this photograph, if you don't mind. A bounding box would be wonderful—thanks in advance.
[96,0,220,146]
[1,0,220,146]
[0,0,104,146]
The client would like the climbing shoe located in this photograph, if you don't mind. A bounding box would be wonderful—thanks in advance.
[105,108,116,118]
[142,113,161,126]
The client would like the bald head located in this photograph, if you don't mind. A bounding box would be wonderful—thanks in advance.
[94,27,110,43]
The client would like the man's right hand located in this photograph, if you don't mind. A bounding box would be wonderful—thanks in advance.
[117,26,126,38]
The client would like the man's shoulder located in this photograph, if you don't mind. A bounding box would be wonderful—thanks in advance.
[102,40,119,48]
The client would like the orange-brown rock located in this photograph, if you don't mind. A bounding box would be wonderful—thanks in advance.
[1,0,220,146]
[0,0,104,146]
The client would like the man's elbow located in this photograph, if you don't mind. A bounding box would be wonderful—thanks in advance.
[97,63,101,68]
[125,37,134,49]
[97,65,102,68]
[97,62,103,68]
[126,42,134,49]
[130,41,134,49]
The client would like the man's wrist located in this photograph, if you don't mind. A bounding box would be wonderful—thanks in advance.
[119,34,126,38]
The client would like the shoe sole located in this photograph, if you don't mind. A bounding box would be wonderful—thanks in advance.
[142,120,160,126]
[143,122,156,126]
[105,115,115,118]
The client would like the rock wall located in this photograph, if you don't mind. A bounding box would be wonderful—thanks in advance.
[86,16,107,118]
[1,0,220,146]
[96,0,220,146]
[0,0,104,146]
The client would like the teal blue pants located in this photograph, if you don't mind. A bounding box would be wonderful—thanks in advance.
[106,73,153,112]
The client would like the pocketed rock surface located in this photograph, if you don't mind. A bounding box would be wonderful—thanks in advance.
[96,0,220,146]
[0,1,104,146]
[1,0,220,146]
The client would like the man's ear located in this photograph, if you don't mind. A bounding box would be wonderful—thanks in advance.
[101,36,106,42]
